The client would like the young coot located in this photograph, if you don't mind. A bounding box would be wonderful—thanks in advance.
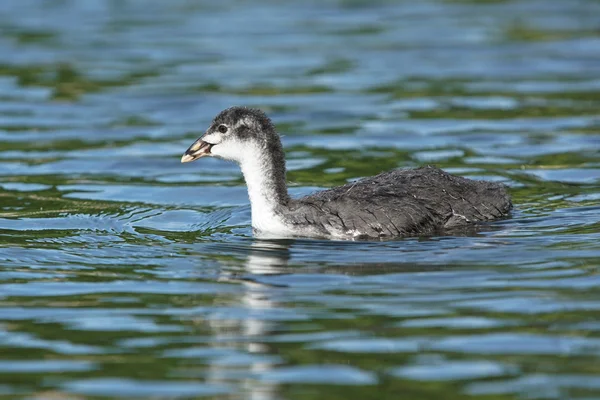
[181,107,511,240]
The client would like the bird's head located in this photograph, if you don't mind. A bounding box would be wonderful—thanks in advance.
[181,106,279,165]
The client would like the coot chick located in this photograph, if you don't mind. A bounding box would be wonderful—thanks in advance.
[181,107,511,240]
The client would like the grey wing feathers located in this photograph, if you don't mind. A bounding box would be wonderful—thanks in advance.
[286,166,512,238]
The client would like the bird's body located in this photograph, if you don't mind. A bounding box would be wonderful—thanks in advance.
[182,107,512,240]
[281,166,510,239]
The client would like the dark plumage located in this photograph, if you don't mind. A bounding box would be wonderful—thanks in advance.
[285,166,511,239]
[182,107,512,240]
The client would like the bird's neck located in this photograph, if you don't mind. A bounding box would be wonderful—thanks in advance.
[239,145,290,229]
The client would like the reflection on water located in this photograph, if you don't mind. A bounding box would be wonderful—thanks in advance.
[1,0,600,398]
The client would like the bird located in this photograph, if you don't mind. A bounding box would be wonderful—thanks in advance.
[181,106,512,240]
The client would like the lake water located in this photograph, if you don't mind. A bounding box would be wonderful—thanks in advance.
[1,0,600,398]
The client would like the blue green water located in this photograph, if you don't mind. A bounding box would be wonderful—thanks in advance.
[1,0,600,399]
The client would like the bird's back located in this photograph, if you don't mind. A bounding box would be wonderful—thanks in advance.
[282,166,512,239]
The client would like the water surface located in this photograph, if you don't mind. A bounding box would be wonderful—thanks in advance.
[1,0,600,399]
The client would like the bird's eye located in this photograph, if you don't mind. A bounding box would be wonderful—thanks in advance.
[218,124,228,133]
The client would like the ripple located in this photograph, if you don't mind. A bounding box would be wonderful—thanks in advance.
[64,378,231,398]
[310,338,423,353]
[391,359,516,381]
[0,280,237,297]
[467,374,600,397]
[397,316,514,329]
[0,329,104,355]
[432,333,600,355]
[258,365,377,385]
[1,0,599,398]
[0,360,95,373]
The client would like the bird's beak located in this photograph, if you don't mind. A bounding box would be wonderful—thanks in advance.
[181,139,214,163]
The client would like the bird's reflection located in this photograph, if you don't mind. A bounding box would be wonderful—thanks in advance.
[243,238,293,275]
[206,239,293,399]
[202,237,455,397]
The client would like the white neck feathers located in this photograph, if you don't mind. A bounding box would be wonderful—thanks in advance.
[238,144,289,235]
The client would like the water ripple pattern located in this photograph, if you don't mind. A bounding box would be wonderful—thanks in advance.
[0,0,599,399]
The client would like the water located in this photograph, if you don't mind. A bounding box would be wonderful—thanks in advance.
[1,0,599,398]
